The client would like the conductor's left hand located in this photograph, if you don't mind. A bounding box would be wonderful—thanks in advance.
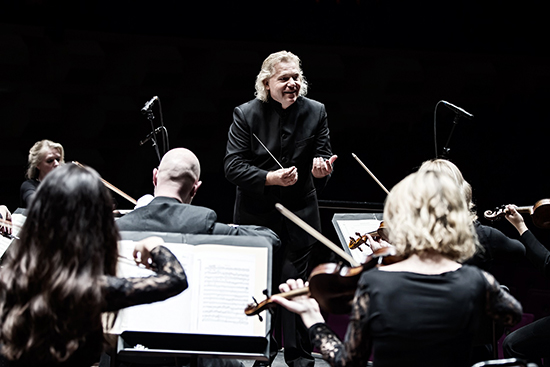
[312,155,338,178]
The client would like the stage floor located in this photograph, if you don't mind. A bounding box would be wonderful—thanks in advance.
[240,350,330,367]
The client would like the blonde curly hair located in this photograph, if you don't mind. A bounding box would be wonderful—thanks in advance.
[254,51,308,102]
[418,158,477,221]
[384,170,477,262]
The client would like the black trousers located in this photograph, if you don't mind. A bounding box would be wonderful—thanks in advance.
[267,223,315,367]
[503,316,550,365]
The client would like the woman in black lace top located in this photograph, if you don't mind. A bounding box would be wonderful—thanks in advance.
[273,170,523,367]
[0,163,188,367]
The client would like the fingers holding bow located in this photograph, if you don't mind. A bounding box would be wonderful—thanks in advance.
[0,205,12,235]
[133,236,164,269]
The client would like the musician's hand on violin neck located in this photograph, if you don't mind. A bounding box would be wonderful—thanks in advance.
[271,279,325,328]
[504,205,529,235]
[311,155,337,178]
[365,233,393,252]
[266,166,298,187]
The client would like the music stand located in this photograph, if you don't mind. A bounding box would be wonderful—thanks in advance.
[112,232,274,367]
[332,212,383,264]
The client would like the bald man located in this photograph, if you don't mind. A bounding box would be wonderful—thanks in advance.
[117,148,280,245]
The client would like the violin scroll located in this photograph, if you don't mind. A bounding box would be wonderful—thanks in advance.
[348,233,369,251]
[483,205,508,221]
[348,222,389,251]
[484,199,550,229]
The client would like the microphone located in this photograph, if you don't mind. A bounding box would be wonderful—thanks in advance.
[141,96,158,114]
[441,100,473,120]
[139,127,163,146]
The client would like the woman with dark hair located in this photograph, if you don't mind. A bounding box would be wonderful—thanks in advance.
[0,163,188,367]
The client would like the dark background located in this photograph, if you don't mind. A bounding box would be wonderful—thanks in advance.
[2,0,550,319]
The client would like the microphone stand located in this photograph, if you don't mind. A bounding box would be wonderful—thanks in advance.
[141,109,162,163]
[440,114,461,158]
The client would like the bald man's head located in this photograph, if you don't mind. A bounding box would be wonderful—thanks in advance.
[153,148,202,203]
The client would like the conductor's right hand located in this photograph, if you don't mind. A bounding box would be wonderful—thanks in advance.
[266,166,298,187]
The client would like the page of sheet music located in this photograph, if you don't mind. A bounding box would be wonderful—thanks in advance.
[336,219,381,263]
[111,241,195,334]
[111,241,267,337]
[191,245,263,336]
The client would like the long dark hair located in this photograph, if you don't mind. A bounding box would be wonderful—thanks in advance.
[0,163,119,364]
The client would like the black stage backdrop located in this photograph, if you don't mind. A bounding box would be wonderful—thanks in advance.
[1,0,550,318]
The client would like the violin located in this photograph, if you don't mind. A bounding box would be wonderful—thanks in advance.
[484,199,550,229]
[348,222,388,251]
[245,247,401,316]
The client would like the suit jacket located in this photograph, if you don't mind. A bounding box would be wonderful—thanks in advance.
[115,196,280,250]
[223,96,333,249]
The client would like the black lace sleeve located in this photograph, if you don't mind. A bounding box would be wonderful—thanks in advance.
[309,284,372,367]
[481,270,523,326]
[101,246,188,312]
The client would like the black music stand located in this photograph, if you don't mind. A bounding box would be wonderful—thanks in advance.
[111,232,274,367]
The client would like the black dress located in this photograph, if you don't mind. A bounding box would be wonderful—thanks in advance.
[309,265,522,367]
[466,221,526,271]
[19,179,39,208]
[1,245,188,367]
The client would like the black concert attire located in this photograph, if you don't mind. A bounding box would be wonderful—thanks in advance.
[310,265,522,367]
[460,222,526,363]
[19,179,39,208]
[466,221,526,271]
[224,96,334,367]
[0,246,187,367]
[116,196,280,248]
[503,230,550,363]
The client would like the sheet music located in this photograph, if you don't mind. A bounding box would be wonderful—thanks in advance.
[335,218,381,263]
[111,241,194,334]
[192,246,258,335]
[111,241,268,337]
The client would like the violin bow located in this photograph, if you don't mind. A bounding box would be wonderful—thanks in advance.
[275,203,360,267]
[0,219,19,230]
[351,153,390,195]
[72,161,137,205]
